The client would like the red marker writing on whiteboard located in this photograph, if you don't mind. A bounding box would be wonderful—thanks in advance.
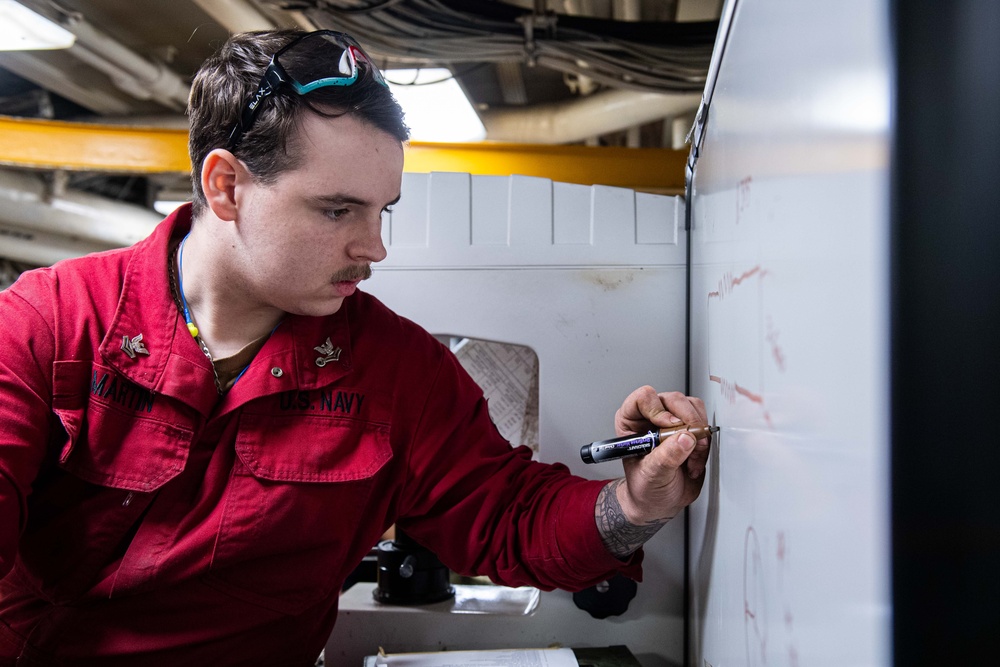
[580,424,719,464]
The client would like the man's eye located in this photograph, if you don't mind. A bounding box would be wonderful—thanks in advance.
[326,208,350,220]
[382,205,394,214]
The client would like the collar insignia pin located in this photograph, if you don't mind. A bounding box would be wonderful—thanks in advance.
[314,337,342,367]
[121,333,150,360]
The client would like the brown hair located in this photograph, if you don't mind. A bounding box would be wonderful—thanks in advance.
[187,30,409,217]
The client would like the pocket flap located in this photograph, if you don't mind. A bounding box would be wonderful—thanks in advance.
[235,413,392,483]
[53,361,191,492]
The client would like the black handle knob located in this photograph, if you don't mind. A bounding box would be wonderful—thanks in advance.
[572,573,638,619]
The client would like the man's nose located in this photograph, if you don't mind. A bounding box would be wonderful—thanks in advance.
[349,216,388,263]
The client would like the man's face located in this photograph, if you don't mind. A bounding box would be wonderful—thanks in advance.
[231,111,404,317]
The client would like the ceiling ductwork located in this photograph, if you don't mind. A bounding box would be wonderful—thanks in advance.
[480,88,700,144]
[61,15,190,109]
[296,0,717,93]
[190,0,277,33]
[0,168,161,266]
[13,0,191,110]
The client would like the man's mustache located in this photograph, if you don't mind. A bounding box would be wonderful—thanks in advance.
[331,265,372,283]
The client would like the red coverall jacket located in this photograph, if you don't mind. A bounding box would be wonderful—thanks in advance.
[0,205,641,665]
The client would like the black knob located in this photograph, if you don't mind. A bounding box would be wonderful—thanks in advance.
[572,573,638,619]
[373,530,454,605]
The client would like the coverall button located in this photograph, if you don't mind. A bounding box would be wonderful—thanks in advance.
[270,367,284,378]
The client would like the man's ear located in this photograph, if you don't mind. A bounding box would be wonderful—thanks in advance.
[201,149,241,222]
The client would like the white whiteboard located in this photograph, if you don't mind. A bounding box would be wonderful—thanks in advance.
[687,1,893,666]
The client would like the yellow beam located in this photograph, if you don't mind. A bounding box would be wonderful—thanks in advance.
[0,115,190,173]
[0,116,686,191]
[405,141,686,193]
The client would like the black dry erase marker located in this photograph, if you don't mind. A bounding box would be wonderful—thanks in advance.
[580,424,719,464]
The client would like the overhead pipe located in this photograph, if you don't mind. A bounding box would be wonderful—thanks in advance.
[63,16,191,110]
[0,51,135,116]
[190,0,318,32]
[59,0,308,105]
[478,89,701,145]
[14,0,315,113]
[613,0,642,21]
[191,0,275,33]
[0,224,111,267]
[18,0,190,111]
[0,168,161,256]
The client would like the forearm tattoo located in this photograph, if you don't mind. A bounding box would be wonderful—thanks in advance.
[595,479,669,559]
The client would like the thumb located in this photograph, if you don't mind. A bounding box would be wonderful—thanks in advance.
[650,431,697,469]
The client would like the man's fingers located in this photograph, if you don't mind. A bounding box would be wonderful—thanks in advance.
[648,431,697,469]
[657,391,707,429]
[616,385,674,434]
[616,388,712,459]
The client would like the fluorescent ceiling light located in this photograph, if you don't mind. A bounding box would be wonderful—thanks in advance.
[386,69,486,143]
[0,0,75,51]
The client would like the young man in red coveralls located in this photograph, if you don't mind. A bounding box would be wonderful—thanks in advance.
[0,30,711,665]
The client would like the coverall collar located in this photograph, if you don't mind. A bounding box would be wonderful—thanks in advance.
[97,204,355,418]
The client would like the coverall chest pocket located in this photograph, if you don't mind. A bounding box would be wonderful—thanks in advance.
[206,412,392,615]
[53,363,191,492]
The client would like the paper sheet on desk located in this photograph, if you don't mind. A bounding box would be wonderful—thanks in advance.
[365,647,577,666]
[451,338,539,454]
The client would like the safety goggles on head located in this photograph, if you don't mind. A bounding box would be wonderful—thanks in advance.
[226,30,387,152]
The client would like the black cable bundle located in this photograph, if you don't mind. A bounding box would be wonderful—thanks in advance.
[271,0,718,93]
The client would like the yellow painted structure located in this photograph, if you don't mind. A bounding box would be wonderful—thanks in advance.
[404,142,686,192]
[0,115,686,192]
[0,116,191,173]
